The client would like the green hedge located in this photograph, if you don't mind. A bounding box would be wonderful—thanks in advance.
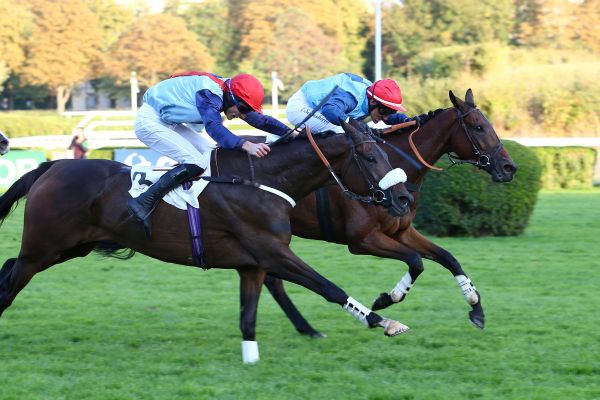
[0,112,81,137]
[414,141,541,237]
[531,147,596,189]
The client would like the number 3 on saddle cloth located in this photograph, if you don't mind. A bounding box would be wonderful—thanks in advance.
[129,160,212,267]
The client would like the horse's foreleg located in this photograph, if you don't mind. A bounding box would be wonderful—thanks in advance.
[395,227,484,329]
[263,274,324,338]
[262,247,409,337]
[348,230,425,311]
[237,268,266,364]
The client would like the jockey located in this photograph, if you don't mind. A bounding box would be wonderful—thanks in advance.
[127,72,290,234]
[286,72,425,134]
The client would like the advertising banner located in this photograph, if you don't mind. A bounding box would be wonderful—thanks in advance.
[0,151,46,191]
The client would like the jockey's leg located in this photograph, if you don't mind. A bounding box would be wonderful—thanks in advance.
[285,90,344,134]
[127,163,203,238]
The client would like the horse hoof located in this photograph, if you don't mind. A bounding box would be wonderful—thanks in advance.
[380,318,410,337]
[299,330,327,338]
[372,293,394,311]
[469,310,485,330]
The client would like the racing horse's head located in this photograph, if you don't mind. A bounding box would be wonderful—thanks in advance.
[448,89,517,182]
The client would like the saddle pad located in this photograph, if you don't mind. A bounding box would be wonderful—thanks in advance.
[128,153,212,210]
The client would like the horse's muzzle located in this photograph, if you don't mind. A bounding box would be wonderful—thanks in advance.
[381,188,413,217]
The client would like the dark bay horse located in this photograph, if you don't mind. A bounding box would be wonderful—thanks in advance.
[262,90,517,336]
[0,122,413,363]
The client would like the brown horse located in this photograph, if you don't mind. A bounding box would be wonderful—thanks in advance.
[261,89,517,336]
[0,122,413,363]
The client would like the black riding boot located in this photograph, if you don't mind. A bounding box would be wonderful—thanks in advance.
[127,164,203,238]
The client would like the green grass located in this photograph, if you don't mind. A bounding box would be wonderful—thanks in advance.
[0,191,599,399]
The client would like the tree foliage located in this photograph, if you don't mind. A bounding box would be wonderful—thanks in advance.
[0,1,33,84]
[166,0,237,76]
[248,9,342,94]
[106,14,214,88]
[382,0,514,76]
[234,0,368,76]
[17,0,103,113]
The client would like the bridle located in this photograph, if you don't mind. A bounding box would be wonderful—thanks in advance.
[306,127,397,206]
[447,106,503,169]
[369,106,503,172]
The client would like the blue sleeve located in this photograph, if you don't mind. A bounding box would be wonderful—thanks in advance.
[243,112,289,136]
[320,88,358,125]
[195,89,244,149]
[386,113,412,124]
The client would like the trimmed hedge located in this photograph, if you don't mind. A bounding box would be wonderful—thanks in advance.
[414,141,541,237]
[531,147,596,189]
[0,112,81,137]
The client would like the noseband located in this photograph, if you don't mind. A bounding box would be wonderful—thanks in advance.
[448,107,503,169]
[306,128,396,206]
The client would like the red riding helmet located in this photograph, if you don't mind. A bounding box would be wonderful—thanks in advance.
[228,74,264,113]
[366,79,406,112]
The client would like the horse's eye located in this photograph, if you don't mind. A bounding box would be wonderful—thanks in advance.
[476,125,484,131]
[364,154,376,163]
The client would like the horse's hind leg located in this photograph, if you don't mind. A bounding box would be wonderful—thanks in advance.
[0,254,56,317]
[263,274,324,338]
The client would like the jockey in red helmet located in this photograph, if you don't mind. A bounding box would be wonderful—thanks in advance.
[286,73,426,134]
[127,71,291,236]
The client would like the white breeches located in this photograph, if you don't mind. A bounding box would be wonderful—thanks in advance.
[285,90,344,134]
[135,103,216,168]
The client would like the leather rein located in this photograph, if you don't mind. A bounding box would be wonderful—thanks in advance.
[305,127,390,205]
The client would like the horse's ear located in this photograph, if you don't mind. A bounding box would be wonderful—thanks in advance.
[449,90,461,109]
[341,119,362,141]
[465,88,475,106]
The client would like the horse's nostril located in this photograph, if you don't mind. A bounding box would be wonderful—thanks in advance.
[503,163,517,174]
[398,196,411,208]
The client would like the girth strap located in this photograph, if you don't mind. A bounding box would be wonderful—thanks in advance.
[315,187,335,242]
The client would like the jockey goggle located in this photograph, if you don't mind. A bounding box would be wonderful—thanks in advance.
[377,104,397,116]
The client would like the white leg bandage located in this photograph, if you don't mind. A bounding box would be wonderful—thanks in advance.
[390,272,413,302]
[241,340,260,364]
[343,297,372,326]
[378,168,407,190]
[456,275,479,305]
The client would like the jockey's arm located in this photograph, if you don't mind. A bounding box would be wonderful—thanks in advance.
[242,111,289,136]
[385,112,412,125]
[195,90,245,149]
[320,88,358,125]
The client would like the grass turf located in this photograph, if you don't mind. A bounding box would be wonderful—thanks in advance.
[0,191,598,399]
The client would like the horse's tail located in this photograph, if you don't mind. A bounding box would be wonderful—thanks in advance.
[0,160,57,225]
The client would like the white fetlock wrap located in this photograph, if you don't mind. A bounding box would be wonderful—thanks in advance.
[241,340,260,364]
[378,168,407,190]
[390,272,413,302]
[343,296,371,326]
[456,275,479,305]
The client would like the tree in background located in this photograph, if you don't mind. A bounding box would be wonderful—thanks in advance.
[250,9,342,94]
[106,14,214,89]
[515,0,600,53]
[0,1,33,88]
[233,0,368,90]
[382,0,514,77]
[165,0,237,76]
[18,0,103,113]
[85,0,135,50]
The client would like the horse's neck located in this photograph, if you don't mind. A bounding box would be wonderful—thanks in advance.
[215,135,347,200]
[388,108,455,184]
